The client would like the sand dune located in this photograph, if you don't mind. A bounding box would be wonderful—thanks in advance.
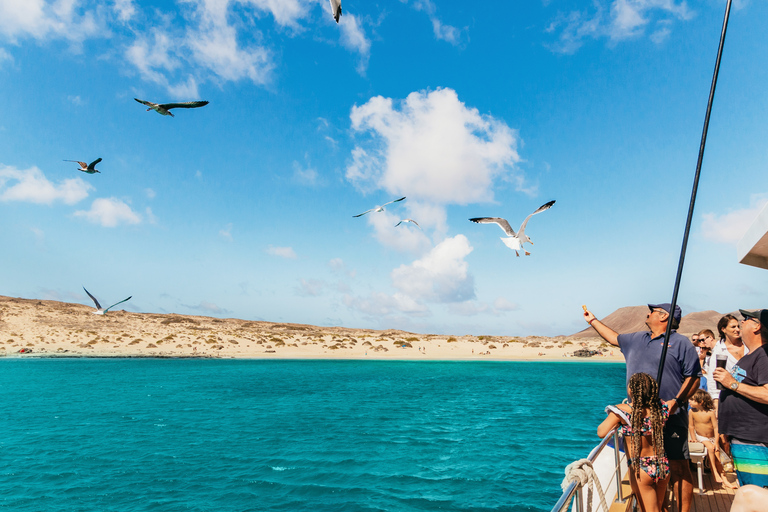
[0,295,621,362]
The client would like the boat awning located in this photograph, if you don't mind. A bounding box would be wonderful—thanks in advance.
[737,203,768,270]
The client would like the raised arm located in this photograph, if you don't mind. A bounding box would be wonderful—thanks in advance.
[597,410,622,438]
[583,309,619,347]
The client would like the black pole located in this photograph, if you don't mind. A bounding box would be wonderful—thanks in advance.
[656,0,733,389]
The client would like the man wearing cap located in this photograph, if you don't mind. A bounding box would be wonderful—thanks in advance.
[713,309,768,487]
[584,303,701,512]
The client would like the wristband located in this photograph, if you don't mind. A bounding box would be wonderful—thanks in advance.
[589,319,597,326]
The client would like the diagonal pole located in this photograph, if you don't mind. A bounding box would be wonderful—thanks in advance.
[656,0,734,389]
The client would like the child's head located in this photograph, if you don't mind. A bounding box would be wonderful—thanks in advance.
[627,372,659,407]
[690,389,715,411]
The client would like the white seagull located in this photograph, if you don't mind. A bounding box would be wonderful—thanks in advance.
[83,287,132,315]
[353,197,406,218]
[329,0,342,23]
[395,218,420,229]
[134,98,209,117]
[469,200,556,257]
[64,158,102,174]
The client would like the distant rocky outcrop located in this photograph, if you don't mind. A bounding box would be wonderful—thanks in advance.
[571,306,739,338]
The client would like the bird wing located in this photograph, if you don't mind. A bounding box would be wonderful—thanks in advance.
[88,157,102,169]
[64,160,88,168]
[160,101,209,110]
[382,196,406,207]
[409,219,420,228]
[353,208,375,218]
[104,296,132,313]
[83,287,102,310]
[134,98,155,108]
[469,217,516,236]
[517,200,555,237]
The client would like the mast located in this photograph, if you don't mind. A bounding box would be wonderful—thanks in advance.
[656,0,734,388]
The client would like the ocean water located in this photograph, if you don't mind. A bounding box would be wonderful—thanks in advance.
[0,359,625,512]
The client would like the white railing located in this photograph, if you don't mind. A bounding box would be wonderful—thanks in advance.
[549,428,634,512]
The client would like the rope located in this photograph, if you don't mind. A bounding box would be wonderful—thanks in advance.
[561,458,610,512]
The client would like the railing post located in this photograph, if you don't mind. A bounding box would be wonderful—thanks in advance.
[613,429,625,503]
[575,487,583,512]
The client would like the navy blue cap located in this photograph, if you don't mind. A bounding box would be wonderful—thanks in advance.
[648,303,682,323]
[739,309,768,325]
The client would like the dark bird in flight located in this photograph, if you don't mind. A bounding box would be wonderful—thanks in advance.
[353,197,406,218]
[83,287,132,315]
[134,98,209,117]
[64,158,102,174]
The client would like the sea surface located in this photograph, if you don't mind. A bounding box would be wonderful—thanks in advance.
[0,359,625,512]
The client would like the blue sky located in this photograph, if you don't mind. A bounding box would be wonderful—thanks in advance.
[1,0,767,336]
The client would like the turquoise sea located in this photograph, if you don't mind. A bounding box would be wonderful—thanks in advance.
[0,359,625,511]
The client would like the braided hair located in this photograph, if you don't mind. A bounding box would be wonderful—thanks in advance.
[627,373,666,479]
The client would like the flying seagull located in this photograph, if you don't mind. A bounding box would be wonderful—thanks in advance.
[134,98,209,117]
[83,287,132,315]
[395,218,420,229]
[353,197,406,218]
[329,0,342,23]
[469,200,556,257]
[64,158,102,174]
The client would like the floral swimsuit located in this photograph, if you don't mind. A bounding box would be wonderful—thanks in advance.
[617,402,670,482]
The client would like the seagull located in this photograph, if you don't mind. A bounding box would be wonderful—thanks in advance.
[83,287,132,315]
[134,98,209,117]
[395,219,420,229]
[64,158,102,174]
[353,197,406,218]
[329,0,342,23]
[469,200,556,257]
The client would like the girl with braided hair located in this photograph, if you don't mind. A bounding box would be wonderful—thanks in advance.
[598,373,670,512]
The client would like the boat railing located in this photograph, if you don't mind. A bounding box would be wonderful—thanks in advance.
[549,427,632,512]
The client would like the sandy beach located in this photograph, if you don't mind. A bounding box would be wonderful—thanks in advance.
[0,295,623,362]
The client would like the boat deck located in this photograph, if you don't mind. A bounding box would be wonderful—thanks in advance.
[690,471,737,512]
[609,469,737,512]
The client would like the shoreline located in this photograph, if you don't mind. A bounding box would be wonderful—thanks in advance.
[0,295,624,363]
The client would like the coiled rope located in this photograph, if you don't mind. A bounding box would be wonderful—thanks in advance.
[560,458,609,512]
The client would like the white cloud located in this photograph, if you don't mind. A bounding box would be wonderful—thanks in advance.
[74,197,142,227]
[329,257,355,278]
[296,278,325,297]
[546,0,693,54]
[343,291,429,316]
[494,297,520,312]
[391,234,475,303]
[266,245,297,259]
[408,0,466,46]
[0,47,12,66]
[145,206,157,224]
[700,195,768,244]
[219,222,232,241]
[338,13,370,74]
[348,88,522,204]
[145,188,156,199]
[113,0,136,22]
[0,0,101,45]
[365,207,433,254]
[292,161,318,185]
[183,300,229,315]
[0,165,92,205]
[67,95,83,105]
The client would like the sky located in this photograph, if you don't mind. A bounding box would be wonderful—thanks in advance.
[1,0,768,337]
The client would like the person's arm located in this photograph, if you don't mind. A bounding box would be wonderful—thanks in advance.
[597,410,622,438]
[710,411,720,453]
[679,375,701,402]
[713,368,768,404]
[688,411,697,443]
[583,309,619,347]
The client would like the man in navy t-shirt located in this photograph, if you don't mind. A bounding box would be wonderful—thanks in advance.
[584,303,701,512]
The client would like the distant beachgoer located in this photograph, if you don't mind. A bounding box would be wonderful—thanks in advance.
[584,303,700,512]
[598,373,670,512]
[687,389,732,488]
[713,309,768,489]
[707,315,748,410]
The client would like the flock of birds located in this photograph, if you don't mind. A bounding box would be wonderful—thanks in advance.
[67,0,553,316]
[354,197,557,258]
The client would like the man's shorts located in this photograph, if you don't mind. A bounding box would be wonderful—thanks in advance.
[663,413,689,461]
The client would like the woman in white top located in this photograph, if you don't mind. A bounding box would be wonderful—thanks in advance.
[706,315,748,409]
